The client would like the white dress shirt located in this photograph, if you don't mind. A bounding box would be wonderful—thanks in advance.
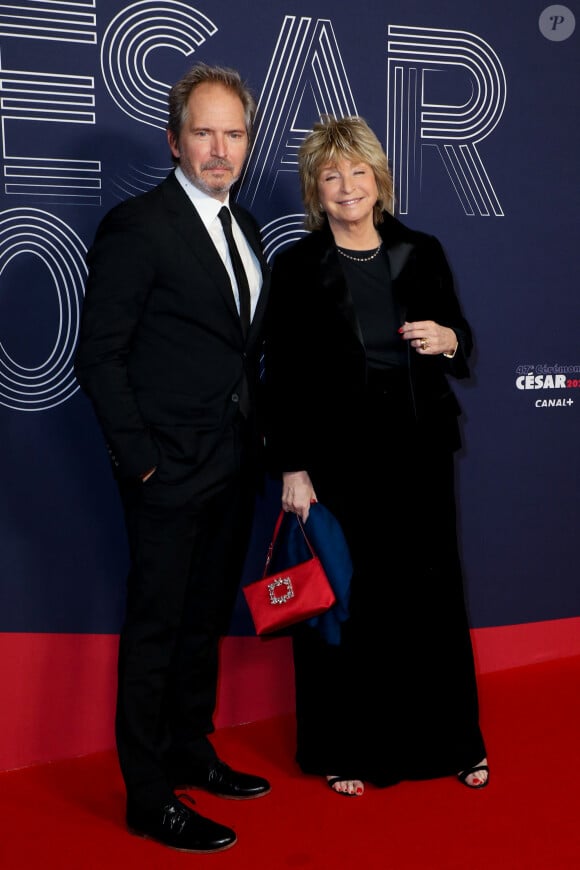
[174,166,261,321]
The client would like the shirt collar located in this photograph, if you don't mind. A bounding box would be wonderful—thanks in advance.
[174,166,230,229]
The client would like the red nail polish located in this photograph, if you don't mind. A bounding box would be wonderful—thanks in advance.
[397,327,404,334]
[356,787,363,794]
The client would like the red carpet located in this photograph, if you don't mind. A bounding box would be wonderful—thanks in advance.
[2,656,579,869]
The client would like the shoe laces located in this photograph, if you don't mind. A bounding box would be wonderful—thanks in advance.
[163,794,196,833]
[208,760,229,785]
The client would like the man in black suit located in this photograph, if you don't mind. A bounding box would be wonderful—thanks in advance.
[74,63,270,853]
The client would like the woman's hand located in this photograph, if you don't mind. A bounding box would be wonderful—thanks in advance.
[398,321,458,357]
[282,470,317,522]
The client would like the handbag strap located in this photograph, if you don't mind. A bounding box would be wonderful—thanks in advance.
[262,510,317,578]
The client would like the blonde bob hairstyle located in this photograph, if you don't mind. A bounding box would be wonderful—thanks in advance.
[299,115,395,232]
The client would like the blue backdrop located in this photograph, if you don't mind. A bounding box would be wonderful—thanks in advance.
[1,1,579,635]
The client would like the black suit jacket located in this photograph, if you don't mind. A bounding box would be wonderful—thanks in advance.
[263,212,472,474]
[75,171,270,492]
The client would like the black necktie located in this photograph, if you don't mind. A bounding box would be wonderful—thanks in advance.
[218,206,251,337]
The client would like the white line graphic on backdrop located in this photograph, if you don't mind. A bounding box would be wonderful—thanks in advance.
[0,58,99,204]
[112,164,171,200]
[0,209,87,411]
[261,214,308,263]
[239,16,357,209]
[387,25,506,216]
[0,0,96,45]
[101,1,217,130]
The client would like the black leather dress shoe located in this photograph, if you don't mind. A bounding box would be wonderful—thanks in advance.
[126,795,236,852]
[172,760,271,799]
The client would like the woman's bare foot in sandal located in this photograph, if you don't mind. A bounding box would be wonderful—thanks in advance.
[326,776,364,796]
[457,757,489,788]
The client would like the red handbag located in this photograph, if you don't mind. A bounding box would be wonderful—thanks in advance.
[243,510,336,635]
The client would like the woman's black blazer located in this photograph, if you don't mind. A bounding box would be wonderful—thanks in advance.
[263,212,472,474]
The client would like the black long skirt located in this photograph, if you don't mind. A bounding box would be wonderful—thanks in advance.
[292,374,486,786]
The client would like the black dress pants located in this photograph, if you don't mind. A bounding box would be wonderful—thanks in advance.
[115,433,256,807]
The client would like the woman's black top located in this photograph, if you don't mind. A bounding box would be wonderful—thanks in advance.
[336,245,407,370]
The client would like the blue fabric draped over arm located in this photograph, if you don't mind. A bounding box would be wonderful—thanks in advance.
[269,503,352,645]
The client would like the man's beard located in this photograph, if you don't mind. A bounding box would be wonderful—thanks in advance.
[182,158,241,196]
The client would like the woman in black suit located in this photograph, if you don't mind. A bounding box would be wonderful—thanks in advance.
[263,115,488,796]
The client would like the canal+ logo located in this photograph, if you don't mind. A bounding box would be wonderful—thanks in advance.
[515,364,579,409]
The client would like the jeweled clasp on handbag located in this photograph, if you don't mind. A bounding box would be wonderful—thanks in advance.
[267,576,295,605]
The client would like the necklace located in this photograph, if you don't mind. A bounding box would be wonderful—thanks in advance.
[337,242,382,262]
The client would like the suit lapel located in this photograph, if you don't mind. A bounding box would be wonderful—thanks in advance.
[318,223,364,345]
[161,174,242,331]
[379,214,415,325]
